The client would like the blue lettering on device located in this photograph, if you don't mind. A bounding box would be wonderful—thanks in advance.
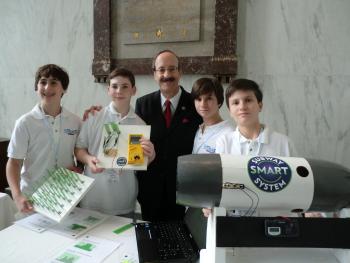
[248,156,291,192]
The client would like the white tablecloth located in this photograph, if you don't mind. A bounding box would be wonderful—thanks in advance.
[0,215,139,263]
[0,192,17,230]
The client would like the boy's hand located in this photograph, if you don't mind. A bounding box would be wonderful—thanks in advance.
[202,208,212,217]
[82,105,102,121]
[13,193,33,213]
[140,137,156,164]
[87,156,104,173]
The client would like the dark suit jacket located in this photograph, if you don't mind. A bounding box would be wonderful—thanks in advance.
[135,87,202,221]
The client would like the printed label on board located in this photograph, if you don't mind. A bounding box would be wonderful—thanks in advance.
[116,157,127,167]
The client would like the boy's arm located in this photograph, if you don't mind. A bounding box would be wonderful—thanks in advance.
[82,105,103,121]
[74,147,104,173]
[6,158,33,213]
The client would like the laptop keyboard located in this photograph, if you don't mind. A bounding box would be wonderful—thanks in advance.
[136,221,199,262]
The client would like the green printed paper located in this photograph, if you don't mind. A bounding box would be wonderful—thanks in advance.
[56,252,80,263]
[69,224,87,231]
[83,216,100,224]
[113,223,134,234]
[74,241,96,251]
[28,167,95,222]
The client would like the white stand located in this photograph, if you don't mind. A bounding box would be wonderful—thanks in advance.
[200,207,228,263]
[199,207,350,263]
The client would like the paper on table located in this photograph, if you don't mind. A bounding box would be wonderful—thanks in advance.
[15,212,56,233]
[50,235,121,263]
[14,207,109,238]
[49,207,110,238]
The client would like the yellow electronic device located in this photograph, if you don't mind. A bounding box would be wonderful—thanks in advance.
[128,134,144,165]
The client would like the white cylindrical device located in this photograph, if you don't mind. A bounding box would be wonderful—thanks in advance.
[176,154,350,213]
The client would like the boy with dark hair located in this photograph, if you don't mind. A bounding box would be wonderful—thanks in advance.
[190,77,234,249]
[203,78,297,217]
[191,77,233,154]
[6,64,81,213]
[224,78,263,106]
[75,68,155,216]
[216,78,296,156]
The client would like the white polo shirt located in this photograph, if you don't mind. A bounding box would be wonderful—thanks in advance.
[192,120,234,154]
[215,125,297,157]
[8,104,81,193]
[76,103,145,215]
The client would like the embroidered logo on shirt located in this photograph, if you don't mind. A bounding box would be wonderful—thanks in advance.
[204,145,215,153]
[248,156,291,192]
[64,128,79,135]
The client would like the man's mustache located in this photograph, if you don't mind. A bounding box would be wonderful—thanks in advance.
[160,77,175,82]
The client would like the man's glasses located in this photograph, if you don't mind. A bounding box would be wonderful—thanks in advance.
[154,66,178,74]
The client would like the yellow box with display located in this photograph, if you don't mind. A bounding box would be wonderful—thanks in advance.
[128,134,144,164]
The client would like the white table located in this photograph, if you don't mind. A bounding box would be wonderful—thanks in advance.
[0,210,349,263]
[0,215,139,263]
[0,192,17,230]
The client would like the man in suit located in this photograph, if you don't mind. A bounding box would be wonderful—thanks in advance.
[135,50,202,221]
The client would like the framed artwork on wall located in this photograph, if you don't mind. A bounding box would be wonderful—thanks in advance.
[92,0,238,82]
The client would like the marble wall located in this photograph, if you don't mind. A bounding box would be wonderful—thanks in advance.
[0,0,349,168]
[236,0,350,167]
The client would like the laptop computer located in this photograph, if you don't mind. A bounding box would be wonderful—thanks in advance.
[135,208,206,262]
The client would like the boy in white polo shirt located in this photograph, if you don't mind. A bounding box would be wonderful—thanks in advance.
[203,78,297,217]
[75,68,155,216]
[215,78,297,157]
[6,64,81,213]
[191,77,233,154]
